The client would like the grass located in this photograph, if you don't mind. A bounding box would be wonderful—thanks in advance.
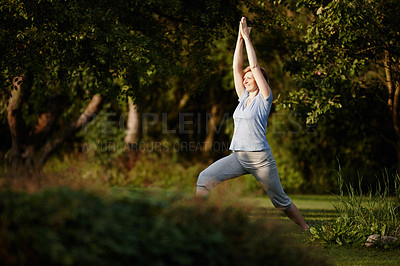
[240,194,400,266]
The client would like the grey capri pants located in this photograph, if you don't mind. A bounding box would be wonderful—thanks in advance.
[197,150,292,210]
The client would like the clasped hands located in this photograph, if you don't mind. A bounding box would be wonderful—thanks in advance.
[239,17,251,40]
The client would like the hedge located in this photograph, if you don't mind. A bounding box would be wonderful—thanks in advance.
[0,187,328,265]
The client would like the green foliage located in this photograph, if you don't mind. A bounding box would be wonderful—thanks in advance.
[270,0,400,128]
[0,0,242,97]
[309,168,400,248]
[2,0,397,196]
[266,122,306,193]
[43,142,307,195]
[78,103,126,167]
[267,111,334,193]
[230,0,397,185]
[0,0,244,172]
[269,86,397,192]
[0,187,328,265]
[123,152,204,192]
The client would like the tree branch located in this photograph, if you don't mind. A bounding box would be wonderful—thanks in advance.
[35,94,102,170]
[34,95,66,135]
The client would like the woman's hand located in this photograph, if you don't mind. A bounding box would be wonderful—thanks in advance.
[240,17,251,41]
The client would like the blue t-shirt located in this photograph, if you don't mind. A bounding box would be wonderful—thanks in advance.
[229,89,273,151]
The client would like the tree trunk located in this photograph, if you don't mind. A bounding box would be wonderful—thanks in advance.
[384,50,400,173]
[6,73,103,176]
[6,74,32,173]
[124,98,139,145]
[384,50,394,111]
[394,80,400,173]
[203,104,223,153]
[123,98,140,169]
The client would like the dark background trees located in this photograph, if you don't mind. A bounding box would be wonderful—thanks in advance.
[0,0,241,174]
[277,0,399,185]
[0,0,398,191]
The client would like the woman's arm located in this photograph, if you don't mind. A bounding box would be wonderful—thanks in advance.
[240,17,271,99]
[233,23,244,98]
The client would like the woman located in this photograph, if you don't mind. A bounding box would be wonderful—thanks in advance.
[196,17,309,231]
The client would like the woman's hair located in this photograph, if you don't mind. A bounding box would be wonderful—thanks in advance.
[242,66,269,84]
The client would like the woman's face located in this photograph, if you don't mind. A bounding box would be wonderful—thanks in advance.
[243,71,258,92]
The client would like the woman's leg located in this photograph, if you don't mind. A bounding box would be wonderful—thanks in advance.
[196,152,247,197]
[284,203,309,231]
[242,150,309,230]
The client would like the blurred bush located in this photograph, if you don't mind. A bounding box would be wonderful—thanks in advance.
[0,187,329,265]
[123,151,204,192]
[41,150,299,197]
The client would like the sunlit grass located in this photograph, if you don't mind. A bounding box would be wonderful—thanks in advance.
[237,194,400,266]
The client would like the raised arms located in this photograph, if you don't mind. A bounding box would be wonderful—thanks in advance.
[239,17,271,99]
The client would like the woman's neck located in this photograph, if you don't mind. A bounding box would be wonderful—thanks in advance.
[245,89,259,108]
[248,89,259,99]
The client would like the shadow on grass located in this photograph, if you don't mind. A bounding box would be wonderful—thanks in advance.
[300,209,338,222]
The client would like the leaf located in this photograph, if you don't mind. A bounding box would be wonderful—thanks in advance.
[380,224,386,236]
[309,227,318,235]
[317,6,323,15]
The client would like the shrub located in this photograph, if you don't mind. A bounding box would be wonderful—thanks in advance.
[124,152,203,192]
[309,169,400,248]
[0,187,329,265]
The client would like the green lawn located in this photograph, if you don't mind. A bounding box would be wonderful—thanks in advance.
[241,194,400,266]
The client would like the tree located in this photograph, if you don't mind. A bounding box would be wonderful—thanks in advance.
[276,0,400,172]
[0,0,241,175]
